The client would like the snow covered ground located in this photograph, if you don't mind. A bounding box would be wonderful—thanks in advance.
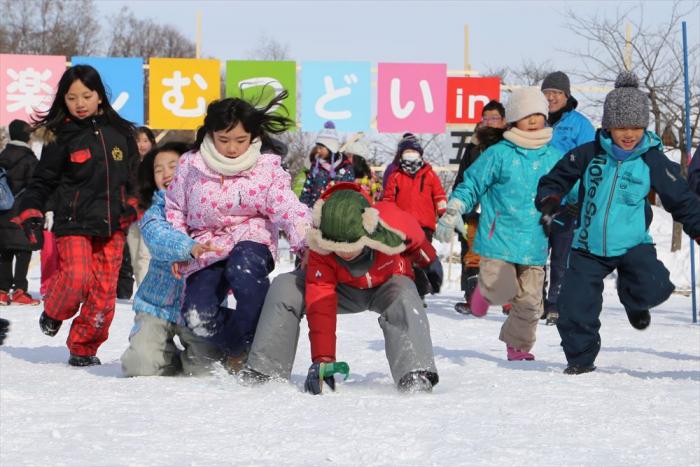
[1,206,699,466]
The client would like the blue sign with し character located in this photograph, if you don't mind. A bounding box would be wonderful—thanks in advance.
[71,56,145,125]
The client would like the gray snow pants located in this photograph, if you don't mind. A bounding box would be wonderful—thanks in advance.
[246,270,438,385]
[121,312,223,377]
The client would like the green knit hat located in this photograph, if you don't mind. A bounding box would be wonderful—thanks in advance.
[307,187,406,255]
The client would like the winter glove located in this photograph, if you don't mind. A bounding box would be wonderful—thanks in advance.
[435,199,466,243]
[44,211,54,231]
[565,203,580,219]
[11,208,44,249]
[538,195,561,236]
[304,362,337,395]
[424,258,444,294]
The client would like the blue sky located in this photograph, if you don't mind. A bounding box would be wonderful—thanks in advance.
[96,0,700,76]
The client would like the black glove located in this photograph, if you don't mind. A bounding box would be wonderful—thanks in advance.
[304,362,336,395]
[425,258,443,294]
[565,203,580,218]
[538,195,561,236]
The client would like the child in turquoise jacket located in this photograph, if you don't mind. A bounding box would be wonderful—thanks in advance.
[436,87,562,361]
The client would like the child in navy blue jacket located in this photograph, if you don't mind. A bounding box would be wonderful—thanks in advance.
[536,72,700,375]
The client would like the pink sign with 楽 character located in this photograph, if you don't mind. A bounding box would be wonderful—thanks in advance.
[377,62,447,134]
[0,54,66,125]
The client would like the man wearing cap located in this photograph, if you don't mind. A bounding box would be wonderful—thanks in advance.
[540,71,596,325]
[241,182,441,394]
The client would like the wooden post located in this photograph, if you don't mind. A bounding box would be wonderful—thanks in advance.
[625,23,632,71]
[196,11,202,59]
[464,24,470,75]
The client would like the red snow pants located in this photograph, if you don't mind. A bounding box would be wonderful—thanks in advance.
[44,232,125,356]
[40,231,59,296]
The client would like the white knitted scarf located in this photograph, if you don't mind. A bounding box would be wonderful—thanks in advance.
[199,134,261,176]
[503,127,553,149]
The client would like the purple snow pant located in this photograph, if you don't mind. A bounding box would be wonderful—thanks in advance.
[182,241,274,357]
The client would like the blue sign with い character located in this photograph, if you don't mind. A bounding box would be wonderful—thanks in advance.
[71,56,145,125]
[301,61,371,132]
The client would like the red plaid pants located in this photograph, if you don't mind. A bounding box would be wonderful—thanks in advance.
[44,232,125,356]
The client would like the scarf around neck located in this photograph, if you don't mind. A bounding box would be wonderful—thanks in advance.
[200,134,261,176]
[503,127,553,149]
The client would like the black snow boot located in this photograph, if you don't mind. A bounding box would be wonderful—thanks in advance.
[563,364,596,375]
[39,311,62,337]
[68,354,101,367]
[627,310,651,330]
[398,371,438,393]
[0,318,9,345]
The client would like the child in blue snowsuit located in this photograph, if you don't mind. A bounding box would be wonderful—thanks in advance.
[536,72,700,375]
[121,142,223,376]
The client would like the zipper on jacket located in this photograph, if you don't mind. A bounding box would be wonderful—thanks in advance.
[95,120,112,236]
[70,190,80,221]
[420,174,425,192]
[602,161,621,256]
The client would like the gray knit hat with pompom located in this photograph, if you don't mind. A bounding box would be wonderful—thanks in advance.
[602,72,649,129]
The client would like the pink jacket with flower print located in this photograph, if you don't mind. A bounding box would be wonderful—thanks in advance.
[165,150,311,274]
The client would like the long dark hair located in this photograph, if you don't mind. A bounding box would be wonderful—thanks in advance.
[193,90,293,150]
[135,126,156,146]
[31,65,134,137]
[138,141,192,210]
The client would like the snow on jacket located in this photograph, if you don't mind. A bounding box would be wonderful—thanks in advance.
[19,115,139,237]
[537,130,700,257]
[165,150,310,275]
[133,190,195,323]
[383,162,447,231]
[299,157,355,208]
[450,138,562,265]
[305,200,436,363]
[0,141,37,250]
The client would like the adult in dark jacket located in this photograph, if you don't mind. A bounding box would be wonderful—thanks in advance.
[15,65,139,367]
[0,120,40,306]
[451,101,506,314]
[540,71,596,325]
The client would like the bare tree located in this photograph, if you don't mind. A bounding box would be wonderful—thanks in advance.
[0,0,101,55]
[562,1,700,251]
[106,7,194,58]
[245,33,291,61]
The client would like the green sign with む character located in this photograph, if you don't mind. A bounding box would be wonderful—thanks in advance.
[225,60,297,129]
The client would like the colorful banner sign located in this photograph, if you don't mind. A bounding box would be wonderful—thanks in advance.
[0,54,66,126]
[72,56,145,125]
[300,61,371,131]
[446,77,501,124]
[225,60,297,128]
[377,62,447,134]
[149,58,220,130]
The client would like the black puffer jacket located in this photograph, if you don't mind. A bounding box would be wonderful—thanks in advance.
[19,115,138,238]
[0,142,38,250]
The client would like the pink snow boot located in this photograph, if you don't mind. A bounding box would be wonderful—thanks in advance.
[468,284,490,317]
[507,346,535,361]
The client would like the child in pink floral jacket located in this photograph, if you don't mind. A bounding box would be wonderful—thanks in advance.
[165,92,310,372]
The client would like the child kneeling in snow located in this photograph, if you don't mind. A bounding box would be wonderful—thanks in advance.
[165,93,310,374]
[536,72,700,375]
[121,143,223,376]
[240,183,442,394]
[436,87,562,362]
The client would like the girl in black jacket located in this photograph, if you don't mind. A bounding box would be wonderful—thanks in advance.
[15,65,139,367]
